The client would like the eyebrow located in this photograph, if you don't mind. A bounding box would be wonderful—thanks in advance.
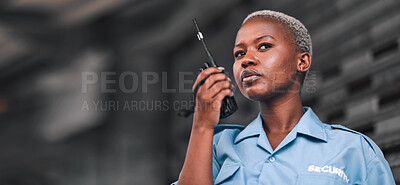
[235,34,275,48]
[256,34,275,41]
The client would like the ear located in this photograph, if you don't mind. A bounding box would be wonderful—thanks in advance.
[297,52,311,72]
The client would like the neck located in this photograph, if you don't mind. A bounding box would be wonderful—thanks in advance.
[259,92,304,134]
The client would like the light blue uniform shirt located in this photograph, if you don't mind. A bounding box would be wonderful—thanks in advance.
[173,107,395,185]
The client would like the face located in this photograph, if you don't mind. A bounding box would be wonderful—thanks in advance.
[233,17,301,101]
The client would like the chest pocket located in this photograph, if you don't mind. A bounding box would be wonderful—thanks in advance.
[214,163,241,185]
[296,175,349,185]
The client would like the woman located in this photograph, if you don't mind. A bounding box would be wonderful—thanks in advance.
[173,10,395,185]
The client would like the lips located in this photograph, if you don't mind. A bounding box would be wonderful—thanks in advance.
[241,69,262,84]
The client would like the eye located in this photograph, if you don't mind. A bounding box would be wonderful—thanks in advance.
[258,43,272,50]
[234,51,246,58]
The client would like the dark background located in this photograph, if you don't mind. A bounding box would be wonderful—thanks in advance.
[0,0,399,184]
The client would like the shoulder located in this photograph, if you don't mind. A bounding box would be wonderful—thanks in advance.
[214,124,245,134]
[213,124,245,145]
[327,124,384,159]
[325,125,394,184]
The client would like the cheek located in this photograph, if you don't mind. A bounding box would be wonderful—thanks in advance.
[257,60,296,88]
[261,50,296,77]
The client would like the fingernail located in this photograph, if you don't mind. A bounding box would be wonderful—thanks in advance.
[217,67,225,71]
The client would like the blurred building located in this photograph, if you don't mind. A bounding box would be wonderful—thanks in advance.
[0,0,399,184]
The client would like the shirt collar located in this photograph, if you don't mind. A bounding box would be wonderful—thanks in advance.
[234,106,327,144]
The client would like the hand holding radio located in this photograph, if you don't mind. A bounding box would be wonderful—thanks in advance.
[191,19,238,122]
[175,18,239,185]
[191,66,234,129]
[177,19,238,123]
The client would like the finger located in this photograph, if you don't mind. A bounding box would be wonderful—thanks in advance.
[196,79,231,101]
[197,80,231,100]
[197,79,234,101]
[213,89,234,104]
[211,89,234,112]
[192,67,225,92]
[209,80,233,99]
[203,73,229,90]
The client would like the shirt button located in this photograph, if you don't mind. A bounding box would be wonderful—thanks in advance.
[269,156,275,162]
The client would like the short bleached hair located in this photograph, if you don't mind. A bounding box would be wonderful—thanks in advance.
[243,10,312,56]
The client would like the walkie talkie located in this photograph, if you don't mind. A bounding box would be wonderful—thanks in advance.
[191,18,238,119]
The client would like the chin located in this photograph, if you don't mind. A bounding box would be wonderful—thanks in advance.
[243,88,273,101]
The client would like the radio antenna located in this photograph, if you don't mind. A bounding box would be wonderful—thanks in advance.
[192,18,217,67]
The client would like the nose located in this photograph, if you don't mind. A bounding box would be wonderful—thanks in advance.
[241,53,257,68]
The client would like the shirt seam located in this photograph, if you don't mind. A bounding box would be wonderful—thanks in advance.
[361,154,379,184]
[213,143,221,170]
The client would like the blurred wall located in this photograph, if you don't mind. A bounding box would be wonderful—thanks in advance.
[0,0,399,184]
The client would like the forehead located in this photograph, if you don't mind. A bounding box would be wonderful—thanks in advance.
[235,17,293,44]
